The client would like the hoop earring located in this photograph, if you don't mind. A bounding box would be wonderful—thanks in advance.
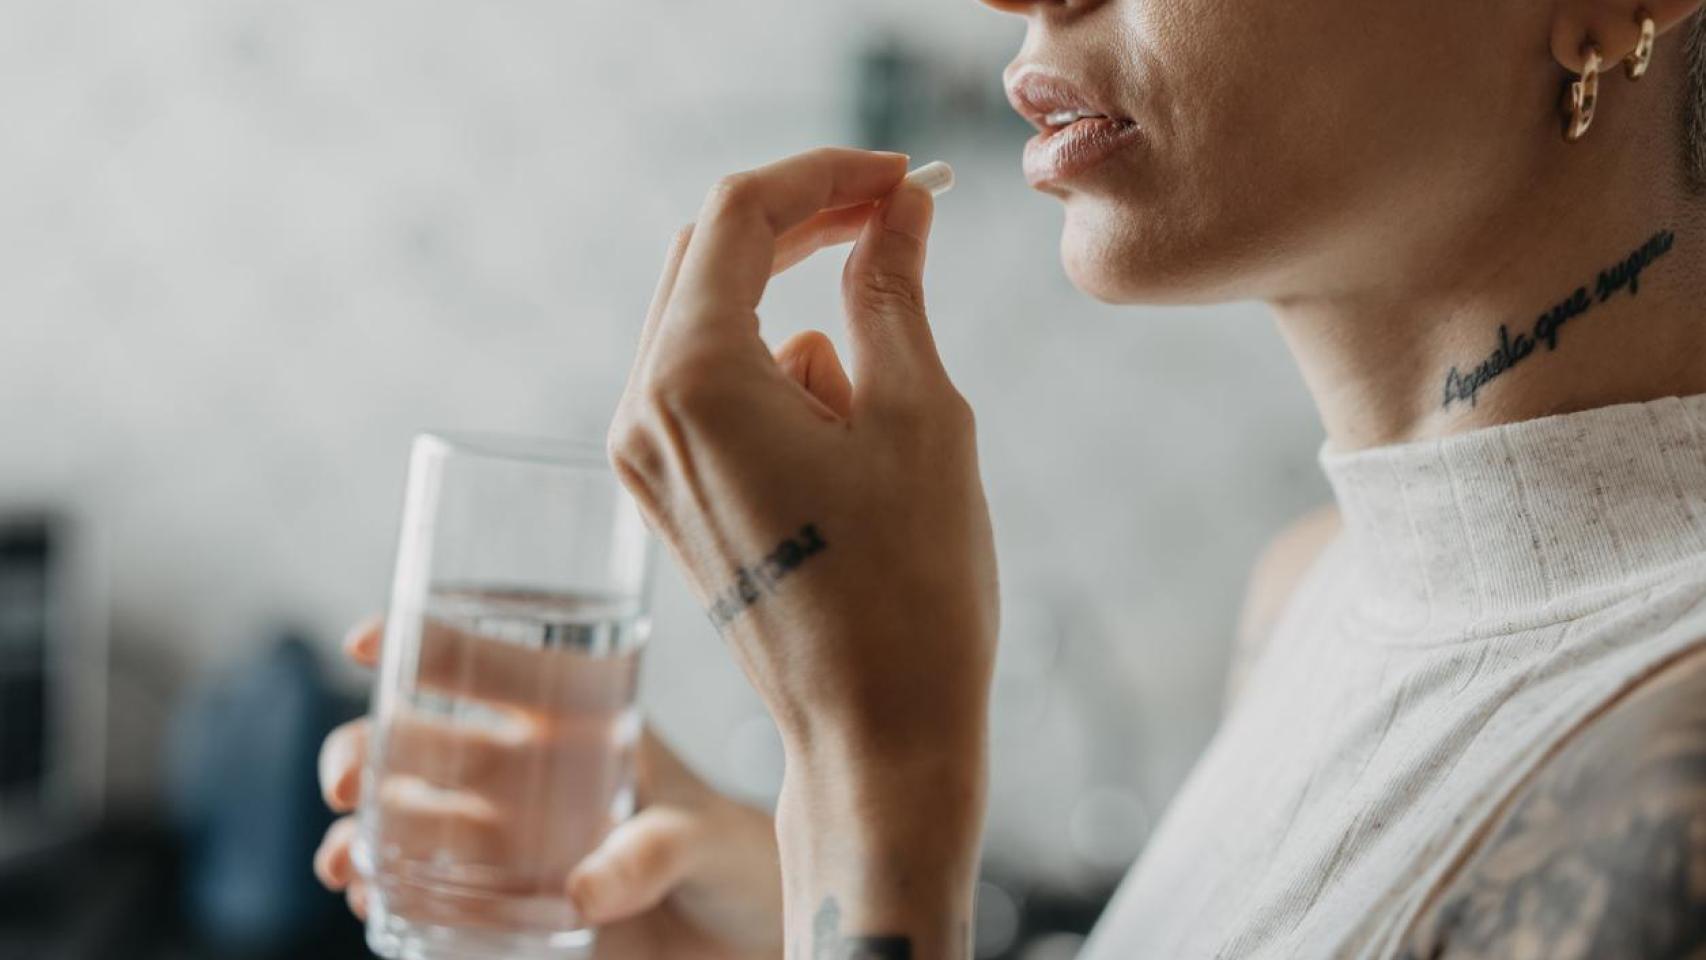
[1625,9,1655,79]
[1564,43,1602,142]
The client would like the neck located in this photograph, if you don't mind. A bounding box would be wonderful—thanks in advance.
[1270,52,1706,451]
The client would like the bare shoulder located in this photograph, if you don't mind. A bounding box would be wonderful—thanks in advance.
[1225,504,1342,704]
[1238,504,1342,644]
[1400,645,1706,960]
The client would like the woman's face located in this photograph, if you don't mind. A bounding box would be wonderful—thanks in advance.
[983,0,1555,305]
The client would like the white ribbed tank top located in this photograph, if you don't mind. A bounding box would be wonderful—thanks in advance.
[1084,393,1706,959]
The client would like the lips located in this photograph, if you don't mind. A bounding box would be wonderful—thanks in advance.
[1006,70,1142,188]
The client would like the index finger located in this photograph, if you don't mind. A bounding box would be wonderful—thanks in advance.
[668,148,909,335]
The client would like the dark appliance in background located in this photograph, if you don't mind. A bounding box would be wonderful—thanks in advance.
[0,513,140,960]
[0,513,103,858]
[0,519,52,818]
[0,513,368,959]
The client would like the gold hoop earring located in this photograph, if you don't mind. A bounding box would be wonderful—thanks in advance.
[1564,43,1602,142]
[1625,9,1656,79]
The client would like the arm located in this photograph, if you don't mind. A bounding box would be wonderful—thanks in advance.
[784,737,983,959]
[1400,646,1706,959]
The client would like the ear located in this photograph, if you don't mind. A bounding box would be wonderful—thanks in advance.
[1550,0,1703,72]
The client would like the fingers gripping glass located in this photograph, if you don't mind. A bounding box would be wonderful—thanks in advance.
[354,433,654,960]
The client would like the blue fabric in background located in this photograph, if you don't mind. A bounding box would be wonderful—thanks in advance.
[166,634,359,955]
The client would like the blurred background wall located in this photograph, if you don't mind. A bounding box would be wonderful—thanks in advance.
[0,0,1327,956]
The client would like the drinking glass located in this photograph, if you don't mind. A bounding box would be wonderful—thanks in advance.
[355,432,653,959]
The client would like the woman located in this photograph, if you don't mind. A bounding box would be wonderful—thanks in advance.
[313,0,1706,955]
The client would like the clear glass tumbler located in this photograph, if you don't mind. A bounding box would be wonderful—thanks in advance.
[355,432,653,960]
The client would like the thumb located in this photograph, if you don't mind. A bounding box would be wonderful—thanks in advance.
[840,181,947,393]
[567,806,701,925]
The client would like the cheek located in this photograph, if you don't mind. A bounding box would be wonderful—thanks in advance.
[1053,149,1310,306]
[1049,24,1345,302]
[1052,0,1518,305]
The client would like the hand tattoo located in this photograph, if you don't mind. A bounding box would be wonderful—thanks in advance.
[1441,229,1676,410]
[705,522,828,629]
[813,898,914,960]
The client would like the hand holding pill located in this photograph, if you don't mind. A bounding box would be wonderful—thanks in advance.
[606,147,994,954]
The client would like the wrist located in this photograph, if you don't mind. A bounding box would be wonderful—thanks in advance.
[779,723,987,826]
[780,700,987,833]
[773,726,986,953]
[772,652,991,863]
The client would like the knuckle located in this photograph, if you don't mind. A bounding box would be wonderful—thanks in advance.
[854,270,927,317]
[646,361,725,416]
[606,410,660,475]
[667,223,695,255]
[945,389,977,433]
[627,833,678,881]
[865,395,930,437]
[705,172,760,216]
[611,362,727,477]
[617,845,661,893]
[605,414,640,463]
[777,329,832,362]
[871,388,976,448]
[792,328,833,351]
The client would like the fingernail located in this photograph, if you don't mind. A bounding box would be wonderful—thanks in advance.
[882,184,934,242]
[327,847,350,885]
[344,622,380,660]
[332,766,356,808]
[322,744,353,808]
[314,841,342,887]
[874,150,910,162]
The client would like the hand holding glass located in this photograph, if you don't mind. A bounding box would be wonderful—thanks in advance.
[354,433,652,960]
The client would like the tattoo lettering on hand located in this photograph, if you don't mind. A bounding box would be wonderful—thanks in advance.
[1441,228,1676,410]
[812,898,914,960]
[706,523,828,629]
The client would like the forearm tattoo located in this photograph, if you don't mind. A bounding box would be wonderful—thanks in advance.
[812,898,913,960]
[1440,228,1676,410]
[1399,657,1706,959]
[705,522,828,629]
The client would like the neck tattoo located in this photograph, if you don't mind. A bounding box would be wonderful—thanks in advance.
[1440,229,1676,411]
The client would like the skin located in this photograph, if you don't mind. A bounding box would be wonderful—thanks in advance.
[988,0,1706,448]
[316,620,786,960]
[602,151,996,957]
[316,0,1706,955]
[1399,647,1706,959]
[320,152,995,958]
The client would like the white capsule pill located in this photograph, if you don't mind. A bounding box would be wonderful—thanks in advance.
[904,160,955,197]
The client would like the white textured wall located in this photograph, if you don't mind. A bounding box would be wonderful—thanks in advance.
[1,0,1327,884]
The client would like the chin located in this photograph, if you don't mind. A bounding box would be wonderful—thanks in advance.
[1055,185,1291,307]
[1057,196,1229,306]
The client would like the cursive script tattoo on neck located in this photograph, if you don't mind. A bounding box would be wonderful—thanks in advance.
[705,522,828,630]
[1440,229,1677,411]
[812,898,913,960]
